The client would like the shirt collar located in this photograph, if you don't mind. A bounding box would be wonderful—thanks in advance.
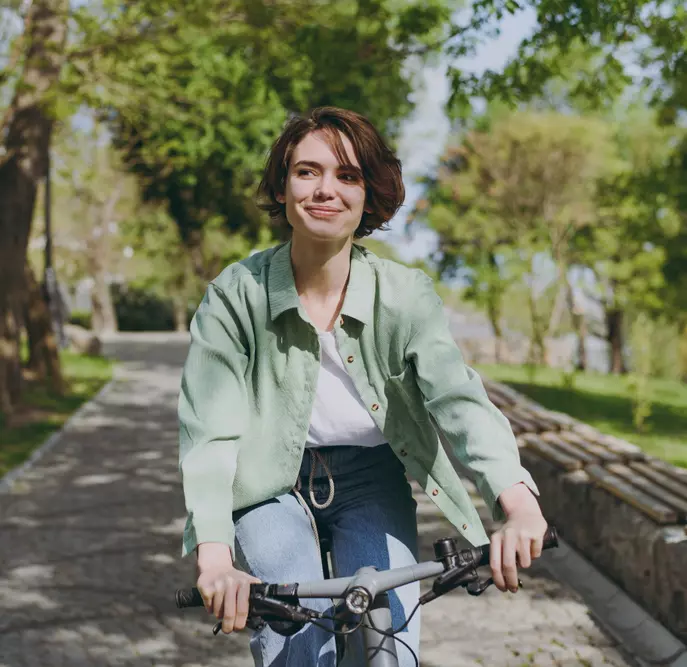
[268,240,374,326]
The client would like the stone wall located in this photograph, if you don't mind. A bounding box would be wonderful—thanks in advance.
[482,378,687,644]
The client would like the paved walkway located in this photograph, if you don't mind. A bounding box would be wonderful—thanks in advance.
[0,332,632,667]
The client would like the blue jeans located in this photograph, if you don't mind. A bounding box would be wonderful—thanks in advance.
[233,444,420,667]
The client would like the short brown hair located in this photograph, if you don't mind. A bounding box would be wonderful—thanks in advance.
[257,107,405,239]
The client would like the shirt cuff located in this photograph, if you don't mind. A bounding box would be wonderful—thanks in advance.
[181,514,235,558]
[479,469,540,522]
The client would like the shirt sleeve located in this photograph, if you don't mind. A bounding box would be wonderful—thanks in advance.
[404,271,539,522]
[178,282,249,557]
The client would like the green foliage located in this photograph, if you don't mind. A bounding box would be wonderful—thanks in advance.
[111,284,184,332]
[68,310,92,329]
[627,312,654,432]
[560,369,578,391]
[412,108,614,359]
[445,1,687,121]
[413,101,685,375]
[64,0,461,279]
[574,108,682,316]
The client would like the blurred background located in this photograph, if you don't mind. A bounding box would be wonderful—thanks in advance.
[1,0,686,475]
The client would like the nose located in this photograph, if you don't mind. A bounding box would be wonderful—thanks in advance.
[313,172,337,201]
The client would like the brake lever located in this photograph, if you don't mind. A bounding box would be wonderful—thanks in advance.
[466,577,524,597]
[213,616,267,635]
[211,596,317,636]
[419,567,479,604]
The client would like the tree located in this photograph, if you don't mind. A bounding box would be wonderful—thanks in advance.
[412,108,613,366]
[44,122,141,334]
[574,109,682,374]
[78,0,462,280]
[409,143,516,362]
[0,0,461,412]
[445,1,687,122]
[0,0,68,415]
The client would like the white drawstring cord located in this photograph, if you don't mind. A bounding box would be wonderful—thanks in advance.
[292,448,335,554]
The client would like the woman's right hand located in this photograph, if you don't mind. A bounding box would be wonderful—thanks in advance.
[196,542,261,633]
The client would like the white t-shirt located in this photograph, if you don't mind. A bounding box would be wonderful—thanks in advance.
[306,330,386,448]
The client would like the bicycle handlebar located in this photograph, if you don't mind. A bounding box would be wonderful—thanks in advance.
[176,526,558,612]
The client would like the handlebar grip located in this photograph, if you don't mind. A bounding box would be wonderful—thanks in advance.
[542,525,559,550]
[175,587,205,608]
[476,525,558,567]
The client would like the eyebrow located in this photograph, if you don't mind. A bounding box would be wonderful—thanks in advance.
[293,160,362,175]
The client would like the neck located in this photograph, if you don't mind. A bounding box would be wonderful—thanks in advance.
[290,233,353,299]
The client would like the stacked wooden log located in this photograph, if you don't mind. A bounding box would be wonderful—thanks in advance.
[484,379,687,529]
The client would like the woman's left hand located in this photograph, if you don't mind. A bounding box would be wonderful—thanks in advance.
[489,483,548,593]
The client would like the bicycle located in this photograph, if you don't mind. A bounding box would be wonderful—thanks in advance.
[176,525,559,667]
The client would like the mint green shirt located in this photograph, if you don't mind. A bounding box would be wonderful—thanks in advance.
[178,241,538,557]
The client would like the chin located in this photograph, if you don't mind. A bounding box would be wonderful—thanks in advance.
[295,222,355,243]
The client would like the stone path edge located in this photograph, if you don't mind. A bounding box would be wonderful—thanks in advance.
[539,536,687,667]
[0,376,117,494]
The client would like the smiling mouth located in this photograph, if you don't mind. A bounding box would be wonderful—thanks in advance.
[306,206,342,217]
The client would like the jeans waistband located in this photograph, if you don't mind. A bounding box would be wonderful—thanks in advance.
[299,444,392,479]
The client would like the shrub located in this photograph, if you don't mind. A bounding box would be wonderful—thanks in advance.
[69,310,92,329]
[112,284,175,331]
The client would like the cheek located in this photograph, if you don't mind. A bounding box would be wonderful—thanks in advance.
[345,186,367,212]
[286,179,312,203]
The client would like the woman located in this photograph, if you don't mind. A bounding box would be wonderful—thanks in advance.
[178,106,546,667]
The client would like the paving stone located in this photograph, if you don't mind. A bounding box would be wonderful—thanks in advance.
[0,333,632,667]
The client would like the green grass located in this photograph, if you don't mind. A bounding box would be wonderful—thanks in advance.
[475,363,687,469]
[0,351,114,478]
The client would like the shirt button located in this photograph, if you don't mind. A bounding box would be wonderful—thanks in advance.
[400,449,407,457]
[462,523,468,530]
[371,403,379,411]
[347,355,354,363]
[339,316,344,326]
[431,489,439,496]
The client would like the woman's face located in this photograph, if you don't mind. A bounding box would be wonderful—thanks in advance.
[278,130,368,244]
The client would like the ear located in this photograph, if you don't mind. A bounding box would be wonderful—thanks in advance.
[276,192,286,204]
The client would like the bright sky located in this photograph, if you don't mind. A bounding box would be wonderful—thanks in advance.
[386,7,538,262]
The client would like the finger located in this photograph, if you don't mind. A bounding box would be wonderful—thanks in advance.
[489,532,506,592]
[198,585,214,614]
[501,529,519,592]
[518,535,532,569]
[531,529,545,559]
[213,584,224,620]
[222,580,237,634]
[234,580,251,631]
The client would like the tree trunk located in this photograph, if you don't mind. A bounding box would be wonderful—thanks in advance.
[486,289,503,364]
[485,253,503,363]
[558,259,587,371]
[23,264,65,393]
[88,183,122,334]
[91,272,118,334]
[606,307,627,374]
[0,0,69,416]
[173,296,188,332]
[526,269,547,366]
[0,290,23,416]
[575,310,588,372]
